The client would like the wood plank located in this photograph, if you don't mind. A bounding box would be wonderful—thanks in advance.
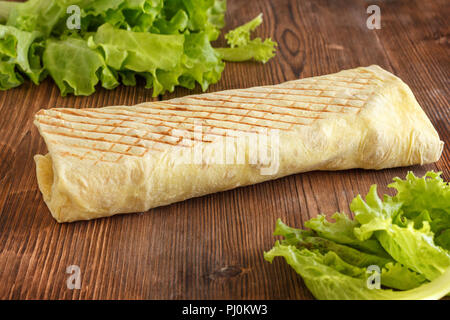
[0,0,448,299]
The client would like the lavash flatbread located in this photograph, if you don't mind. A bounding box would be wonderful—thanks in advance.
[34,65,443,222]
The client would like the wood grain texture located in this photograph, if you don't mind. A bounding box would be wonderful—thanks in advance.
[0,0,448,300]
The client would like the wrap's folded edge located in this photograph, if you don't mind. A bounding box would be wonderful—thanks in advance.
[33,65,443,222]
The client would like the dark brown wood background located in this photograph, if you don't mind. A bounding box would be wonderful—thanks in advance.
[0,0,448,300]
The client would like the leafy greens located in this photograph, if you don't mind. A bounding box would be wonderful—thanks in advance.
[0,0,277,96]
[264,171,450,300]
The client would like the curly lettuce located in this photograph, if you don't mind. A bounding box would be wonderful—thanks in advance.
[216,14,276,63]
[265,171,450,300]
[0,24,44,88]
[351,185,450,281]
[265,243,450,300]
[0,0,276,95]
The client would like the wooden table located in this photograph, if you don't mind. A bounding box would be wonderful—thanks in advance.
[0,0,448,300]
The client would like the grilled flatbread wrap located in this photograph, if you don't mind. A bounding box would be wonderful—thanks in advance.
[34,65,443,222]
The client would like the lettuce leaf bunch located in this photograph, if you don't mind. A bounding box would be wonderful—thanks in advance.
[0,0,276,96]
[264,171,450,300]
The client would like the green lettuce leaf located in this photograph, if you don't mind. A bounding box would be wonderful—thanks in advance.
[152,9,189,34]
[216,38,276,63]
[352,185,450,281]
[273,218,315,245]
[299,236,392,268]
[264,243,450,300]
[182,31,224,91]
[274,219,425,291]
[0,59,22,89]
[320,252,426,290]
[304,212,389,257]
[92,23,184,72]
[112,0,164,32]
[265,171,450,299]
[351,185,403,225]
[381,262,427,291]
[0,0,274,95]
[436,229,450,251]
[388,171,450,249]
[161,0,225,40]
[90,23,184,95]
[6,0,65,36]
[216,13,276,63]
[224,13,263,47]
[206,0,226,31]
[43,37,118,96]
[275,219,391,267]
[0,1,19,24]
[0,24,44,89]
